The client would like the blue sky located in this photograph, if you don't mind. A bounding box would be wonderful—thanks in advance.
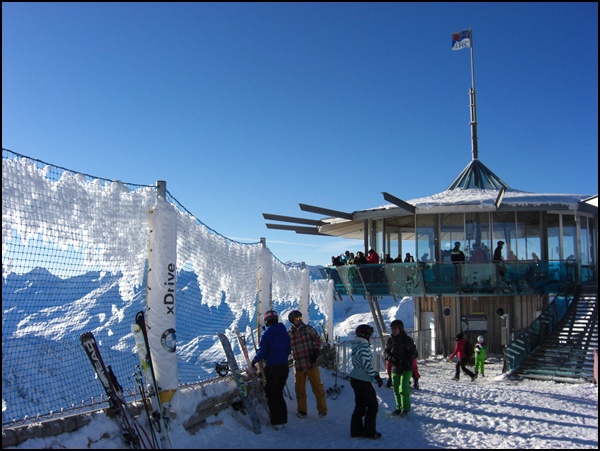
[3,2,598,266]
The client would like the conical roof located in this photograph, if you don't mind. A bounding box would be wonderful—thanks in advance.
[446,159,511,191]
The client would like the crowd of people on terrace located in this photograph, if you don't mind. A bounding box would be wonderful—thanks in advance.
[330,242,543,268]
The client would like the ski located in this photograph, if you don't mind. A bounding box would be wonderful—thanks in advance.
[217,332,262,434]
[133,365,161,449]
[132,311,173,449]
[318,324,336,370]
[249,326,292,400]
[80,332,151,449]
[234,327,269,416]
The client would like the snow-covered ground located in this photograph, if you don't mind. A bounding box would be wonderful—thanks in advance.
[6,298,598,449]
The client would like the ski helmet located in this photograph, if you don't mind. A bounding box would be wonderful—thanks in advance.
[456,332,464,341]
[477,335,485,343]
[390,319,404,331]
[355,324,374,340]
[288,310,302,324]
[263,310,279,326]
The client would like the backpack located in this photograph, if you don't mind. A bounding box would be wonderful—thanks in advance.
[464,340,474,359]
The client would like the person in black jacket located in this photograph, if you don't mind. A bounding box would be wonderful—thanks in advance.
[451,242,466,263]
[383,320,417,416]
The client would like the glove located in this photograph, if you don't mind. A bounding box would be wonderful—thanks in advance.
[375,375,383,388]
[447,356,453,362]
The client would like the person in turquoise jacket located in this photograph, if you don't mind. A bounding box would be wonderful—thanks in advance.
[474,335,487,377]
[349,324,383,440]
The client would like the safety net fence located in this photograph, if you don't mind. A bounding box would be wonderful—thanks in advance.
[2,148,333,426]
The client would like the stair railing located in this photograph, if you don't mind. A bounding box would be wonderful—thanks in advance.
[505,291,575,372]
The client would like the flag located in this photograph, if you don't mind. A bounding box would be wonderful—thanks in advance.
[452,29,471,50]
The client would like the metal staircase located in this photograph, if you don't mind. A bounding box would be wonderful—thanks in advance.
[508,283,598,382]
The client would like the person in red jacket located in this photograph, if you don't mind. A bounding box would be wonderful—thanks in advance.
[447,333,477,382]
[366,248,380,264]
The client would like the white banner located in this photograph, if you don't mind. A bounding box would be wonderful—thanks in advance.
[257,241,273,334]
[300,265,310,321]
[326,279,334,343]
[147,198,178,403]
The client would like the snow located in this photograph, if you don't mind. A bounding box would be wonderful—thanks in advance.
[376,188,592,212]
[6,297,598,449]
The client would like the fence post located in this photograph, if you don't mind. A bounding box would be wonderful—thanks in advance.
[146,180,178,409]
[258,238,273,339]
[300,262,310,321]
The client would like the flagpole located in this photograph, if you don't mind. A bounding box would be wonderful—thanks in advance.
[468,28,479,161]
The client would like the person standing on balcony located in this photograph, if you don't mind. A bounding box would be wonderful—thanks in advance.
[354,251,367,265]
[451,242,466,291]
[366,248,379,264]
[470,243,487,262]
[494,241,508,281]
[451,242,466,263]
[493,241,505,263]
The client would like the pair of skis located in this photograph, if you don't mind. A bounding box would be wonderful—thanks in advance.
[80,311,172,449]
[131,311,173,449]
[234,327,270,416]
[80,331,152,449]
[217,332,262,434]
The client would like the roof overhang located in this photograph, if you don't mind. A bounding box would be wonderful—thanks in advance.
[298,203,353,220]
[265,223,326,235]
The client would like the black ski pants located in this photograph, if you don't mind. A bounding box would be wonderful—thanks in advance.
[455,358,475,379]
[264,363,289,426]
[350,377,378,438]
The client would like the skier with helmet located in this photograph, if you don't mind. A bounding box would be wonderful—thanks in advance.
[349,324,384,439]
[251,309,292,430]
[474,335,487,377]
[287,310,328,419]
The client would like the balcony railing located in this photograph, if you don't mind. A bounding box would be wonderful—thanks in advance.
[324,260,593,298]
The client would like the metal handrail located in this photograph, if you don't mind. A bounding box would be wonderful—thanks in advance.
[326,260,590,297]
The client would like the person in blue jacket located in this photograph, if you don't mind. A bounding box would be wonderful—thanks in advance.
[252,309,292,430]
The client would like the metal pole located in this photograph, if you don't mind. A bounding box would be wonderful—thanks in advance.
[468,28,479,162]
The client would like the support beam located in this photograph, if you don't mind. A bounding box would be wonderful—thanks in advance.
[382,192,416,214]
[265,223,324,235]
[298,203,353,220]
[495,187,507,209]
[262,213,324,226]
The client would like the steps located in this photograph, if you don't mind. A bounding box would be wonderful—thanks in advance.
[511,283,598,383]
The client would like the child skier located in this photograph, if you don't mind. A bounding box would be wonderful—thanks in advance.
[474,335,487,377]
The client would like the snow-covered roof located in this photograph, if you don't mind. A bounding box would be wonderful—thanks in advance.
[407,188,592,212]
